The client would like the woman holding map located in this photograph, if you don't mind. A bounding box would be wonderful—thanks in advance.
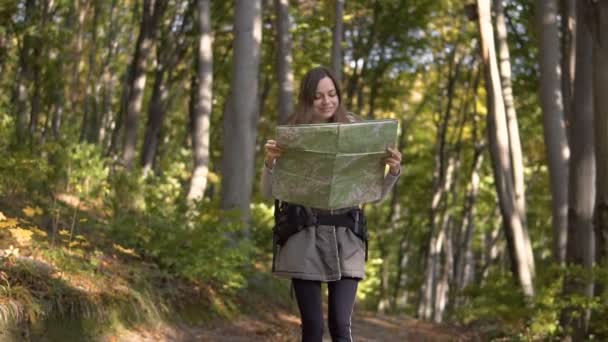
[261,66,401,342]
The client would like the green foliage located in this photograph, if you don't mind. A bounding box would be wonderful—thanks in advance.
[63,143,110,198]
[109,170,254,290]
[454,269,531,339]
[452,263,608,340]
[0,146,51,196]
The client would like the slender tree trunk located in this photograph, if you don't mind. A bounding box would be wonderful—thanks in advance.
[0,29,7,76]
[220,0,262,225]
[141,66,168,175]
[274,0,293,124]
[392,232,410,310]
[481,208,503,280]
[476,0,535,297]
[455,145,484,293]
[81,1,100,144]
[538,0,570,265]
[13,0,36,143]
[377,239,391,313]
[591,0,608,299]
[434,96,468,322]
[140,2,192,174]
[187,0,213,202]
[418,48,462,320]
[561,0,576,129]
[434,215,454,323]
[29,41,42,139]
[562,3,595,337]
[331,0,344,83]
[122,0,165,169]
[494,0,527,233]
[99,0,119,147]
[69,0,88,112]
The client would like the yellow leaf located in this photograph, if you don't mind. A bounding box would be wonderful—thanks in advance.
[22,206,36,217]
[9,228,33,246]
[0,212,6,221]
[31,227,48,237]
[22,206,43,217]
[0,218,18,229]
[59,229,70,236]
[207,172,220,184]
[113,243,139,257]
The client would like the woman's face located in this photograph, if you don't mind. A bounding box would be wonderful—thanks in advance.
[312,76,339,122]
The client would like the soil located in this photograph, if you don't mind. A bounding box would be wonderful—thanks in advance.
[106,306,481,342]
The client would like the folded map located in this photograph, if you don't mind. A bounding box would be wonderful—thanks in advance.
[271,119,398,209]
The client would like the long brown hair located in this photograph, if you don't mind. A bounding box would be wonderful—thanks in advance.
[285,67,349,125]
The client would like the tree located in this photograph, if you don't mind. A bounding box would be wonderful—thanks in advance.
[121,0,166,169]
[220,0,263,225]
[141,1,191,175]
[537,0,569,264]
[591,0,608,296]
[494,0,527,237]
[561,2,595,338]
[476,0,535,297]
[13,0,36,143]
[187,0,213,202]
[274,0,294,124]
[331,0,344,83]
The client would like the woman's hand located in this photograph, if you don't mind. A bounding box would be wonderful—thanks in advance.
[384,146,402,176]
[264,139,284,169]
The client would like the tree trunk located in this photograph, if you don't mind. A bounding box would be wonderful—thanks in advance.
[220,0,262,225]
[274,0,293,124]
[187,0,213,202]
[29,41,42,139]
[418,47,462,320]
[562,3,596,337]
[99,0,119,147]
[561,0,576,129]
[494,0,528,234]
[591,0,608,300]
[476,0,535,298]
[81,0,100,144]
[13,0,36,143]
[434,215,454,323]
[141,65,168,175]
[122,0,165,169]
[538,0,570,265]
[455,145,484,293]
[331,0,344,83]
[69,0,88,113]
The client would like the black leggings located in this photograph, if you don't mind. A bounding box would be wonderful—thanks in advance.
[292,277,359,342]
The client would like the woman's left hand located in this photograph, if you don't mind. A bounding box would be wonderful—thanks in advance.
[384,146,402,176]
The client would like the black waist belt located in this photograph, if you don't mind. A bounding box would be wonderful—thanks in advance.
[273,200,369,261]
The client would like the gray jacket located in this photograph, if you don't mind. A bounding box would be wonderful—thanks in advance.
[261,116,400,281]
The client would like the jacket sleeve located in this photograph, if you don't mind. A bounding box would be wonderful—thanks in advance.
[260,163,274,200]
[377,169,400,202]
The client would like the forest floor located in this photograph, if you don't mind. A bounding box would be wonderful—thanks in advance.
[106,306,481,341]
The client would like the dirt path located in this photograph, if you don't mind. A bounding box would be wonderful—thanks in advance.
[107,307,480,341]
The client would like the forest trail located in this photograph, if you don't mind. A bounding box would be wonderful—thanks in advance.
[106,305,480,342]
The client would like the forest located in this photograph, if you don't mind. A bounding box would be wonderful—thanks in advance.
[1,0,608,340]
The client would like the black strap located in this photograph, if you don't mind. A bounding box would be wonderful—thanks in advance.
[273,201,369,261]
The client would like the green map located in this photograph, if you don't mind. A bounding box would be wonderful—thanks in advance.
[271,119,399,209]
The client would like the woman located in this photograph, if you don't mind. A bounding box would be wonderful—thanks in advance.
[261,66,401,342]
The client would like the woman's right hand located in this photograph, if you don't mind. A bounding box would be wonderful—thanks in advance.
[264,139,283,169]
